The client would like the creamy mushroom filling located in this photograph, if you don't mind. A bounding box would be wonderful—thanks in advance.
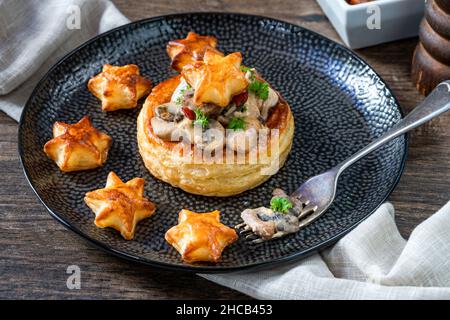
[151,68,279,152]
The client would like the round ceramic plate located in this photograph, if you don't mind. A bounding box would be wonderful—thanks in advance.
[18,13,407,272]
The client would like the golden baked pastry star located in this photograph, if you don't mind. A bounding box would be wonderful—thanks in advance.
[167,31,221,72]
[84,172,156,240]
[88,64,152,111]
[165,209,238,263]
[182,48,248,107]
[43,116,112,172]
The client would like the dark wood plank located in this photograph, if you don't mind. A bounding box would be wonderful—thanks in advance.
[1,0,448,299]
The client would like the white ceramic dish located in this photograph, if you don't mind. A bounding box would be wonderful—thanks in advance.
[317,0,425,49]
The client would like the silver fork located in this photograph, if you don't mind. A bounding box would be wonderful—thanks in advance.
[237,80,450,243]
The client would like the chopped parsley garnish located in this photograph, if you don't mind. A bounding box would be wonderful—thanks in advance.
[241,66,256,82]
[193,109,209,129]
[180,83,192,95]
[270,197,293,213]
[175,96,183,105]
[249,80,269,101]
[227,117,245,131]
[240,66,269,100]
[241,105,248,112]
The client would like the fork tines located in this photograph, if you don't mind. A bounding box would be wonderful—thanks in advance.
[235,223,264,244]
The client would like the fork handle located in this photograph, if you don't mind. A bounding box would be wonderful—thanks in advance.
[335,80,450,174]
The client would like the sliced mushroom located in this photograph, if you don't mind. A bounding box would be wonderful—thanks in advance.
[240,87,278,122]
[200,103,222,117]
[241,207,277,240]
[151,117,179,141]
[193,119,225,152]
[242,206,299,240]
[240,93,261,119]
[240,189,301,240]
[217,105,238,126]
[217,115,230,126]
[155,102,183,122]
[226,118,262,154]
[260,87,279,121]
[245,117,263,130]
[172,118,195,143]
[224,105,237,117]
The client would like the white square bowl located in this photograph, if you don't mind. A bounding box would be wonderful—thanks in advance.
[317,0,425,49]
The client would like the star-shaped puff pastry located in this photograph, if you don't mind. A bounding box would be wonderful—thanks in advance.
[88,64,152,111]
[43,116,112,172]
[167,32,221,72]
[181,48,248,107]
[84,172,156,240]
[165,209,238,263]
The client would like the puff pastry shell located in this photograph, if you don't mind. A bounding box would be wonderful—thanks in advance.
[88,64,152,111]
[165,209,237,263]
[43,116,112,172]
[167,32,220,72]
[137,76,295,196]
[181,48,248,107]
[84,172,156,240]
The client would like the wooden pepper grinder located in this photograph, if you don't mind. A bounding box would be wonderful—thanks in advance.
[411,0,450,95]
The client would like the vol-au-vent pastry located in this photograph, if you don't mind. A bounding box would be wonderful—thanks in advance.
[88,64,152,111]
[167,32,220,72]
[84,172,156,240]
[43,116,112,172]
[165,209,238,263]
[137,33,295,196]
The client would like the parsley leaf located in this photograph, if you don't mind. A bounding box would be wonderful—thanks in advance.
[193,109,209,129]
[175,96,183,105]
[240,66,251,73]
[249,80,269,100]
[228,117,246,131]
[270,197,293,213]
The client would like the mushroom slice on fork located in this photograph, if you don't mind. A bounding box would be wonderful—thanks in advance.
[237,189,302,244]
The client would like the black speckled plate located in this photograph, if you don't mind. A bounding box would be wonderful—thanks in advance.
[18,13,407,273]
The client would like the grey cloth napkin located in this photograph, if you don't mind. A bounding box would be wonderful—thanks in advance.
[0,0,129,120]
[1,0,449,300]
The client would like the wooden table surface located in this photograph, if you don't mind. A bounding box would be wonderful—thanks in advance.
[1,0,448,299]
